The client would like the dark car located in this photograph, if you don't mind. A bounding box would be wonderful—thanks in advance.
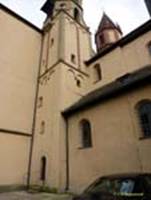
[73,173,151,200]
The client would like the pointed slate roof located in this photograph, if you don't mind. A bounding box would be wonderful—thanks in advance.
[41,0,55,17]
[96,13,122,34]
[145,0,151,16]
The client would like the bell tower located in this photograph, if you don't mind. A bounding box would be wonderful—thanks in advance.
[30,0,92,191]
[40,0,92,76]
[95,13,123,52]
[41,0,84,25]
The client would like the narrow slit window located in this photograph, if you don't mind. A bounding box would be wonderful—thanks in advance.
[40,156,47,181]
[80,119,92,148]
[99,34,105,45]
[40,121,45,135]
[38,96,43,108]
[76,79,81,87]
[94,64,102,82]
[74,8,80,22]
[51,38,54,47]
[71,54,76,64]
[147,42,151,55]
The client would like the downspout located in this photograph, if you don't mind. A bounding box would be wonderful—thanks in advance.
[65,115,69,191]
[27,32,44,189]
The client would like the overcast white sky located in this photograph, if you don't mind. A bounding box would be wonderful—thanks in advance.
[1,0,150,39]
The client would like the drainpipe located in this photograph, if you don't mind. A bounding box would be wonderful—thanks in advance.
[65,116,69,191]
[27,32,44,189]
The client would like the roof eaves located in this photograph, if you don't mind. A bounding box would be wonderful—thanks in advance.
[62,65,151,117]
[1,3,42,34]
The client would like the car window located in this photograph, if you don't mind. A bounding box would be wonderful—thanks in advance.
[120,179,135,192]
[86,175,151,195]
[109,179,135,193]
[144,176,151,192]
[89,179,112,193]
[89,178,139,193]
[87,178,135,194]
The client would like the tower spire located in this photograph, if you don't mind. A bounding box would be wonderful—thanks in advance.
[144,0,151,16]
[41,0,55,18]
[95,13,123,52]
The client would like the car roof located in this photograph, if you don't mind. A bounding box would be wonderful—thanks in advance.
[84,172,151,193]
[101,172,151,179]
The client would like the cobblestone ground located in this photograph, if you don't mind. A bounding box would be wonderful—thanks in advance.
[0,191,73,200]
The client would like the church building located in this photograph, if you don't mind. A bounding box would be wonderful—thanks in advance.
[0,0,151,193]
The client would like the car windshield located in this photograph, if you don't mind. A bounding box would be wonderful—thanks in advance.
[86,175,151,194]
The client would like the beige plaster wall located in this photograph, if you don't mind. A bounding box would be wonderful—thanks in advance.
[61,64,88,109]
[88,31,151,92]
[0,9,41,133]
[0,8,41,186]
[31,65,62,187]
[0,133,30,185]
[68,85,151,193]
[31,60,88,190]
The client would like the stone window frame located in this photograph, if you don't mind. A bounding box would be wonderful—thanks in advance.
[79,119,93,149]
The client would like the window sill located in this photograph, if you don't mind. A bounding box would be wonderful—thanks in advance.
[139,136,151,140]
[78,146,92,150]
[93,80,101,84]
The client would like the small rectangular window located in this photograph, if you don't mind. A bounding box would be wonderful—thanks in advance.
[50,38,54,47]
[147,42,151,55]
[148,45,151,55]
[94,64,102,82]
[99,34,105,45]
[71,54,76,64]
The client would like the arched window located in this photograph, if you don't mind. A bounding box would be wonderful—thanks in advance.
[80,119,92,148]
[94,64,102,82]
[40,156,47,181]
[74,8,80,22]
[136,100,151,138]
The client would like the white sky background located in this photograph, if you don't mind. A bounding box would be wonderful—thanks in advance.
[1,0,150,46]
